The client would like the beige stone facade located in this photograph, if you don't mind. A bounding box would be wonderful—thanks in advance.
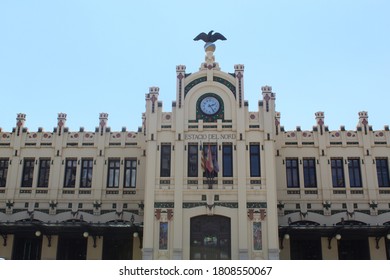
[0,47,389,260]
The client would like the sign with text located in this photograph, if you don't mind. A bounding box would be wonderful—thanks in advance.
[184,133,236,141]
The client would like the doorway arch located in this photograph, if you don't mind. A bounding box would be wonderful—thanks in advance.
[190,215,231,260]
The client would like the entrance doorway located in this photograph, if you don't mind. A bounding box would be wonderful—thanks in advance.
[12,234,42,260]
[190,215,231,260]
[102,235,133,260]
[290,238,322,260]
[338,238,370,260]
[57,235,87,260]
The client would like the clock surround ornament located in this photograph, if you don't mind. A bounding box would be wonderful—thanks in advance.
[200,96,220,116]
[196,93,224,122]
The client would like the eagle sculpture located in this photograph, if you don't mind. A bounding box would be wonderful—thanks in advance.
[193,30,227,43]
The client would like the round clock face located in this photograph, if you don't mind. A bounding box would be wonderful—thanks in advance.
[200,96,220,115]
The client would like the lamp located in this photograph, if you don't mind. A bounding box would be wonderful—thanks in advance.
[280,234,290,249]
[328,234,341,249]
[83,232,89,238]
[375,233,390,249]
[35,230,52,247]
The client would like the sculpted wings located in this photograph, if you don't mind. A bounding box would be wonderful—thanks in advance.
[194,31,227,43]
[193,32,209,42]
[209,32,227,43]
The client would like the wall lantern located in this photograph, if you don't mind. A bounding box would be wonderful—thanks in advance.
[375,233,390,249]
[35,230,52,247]
[279,234,290,250]
[328,234,341,249]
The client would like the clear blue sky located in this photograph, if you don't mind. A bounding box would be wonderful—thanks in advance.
[0,0,389,132]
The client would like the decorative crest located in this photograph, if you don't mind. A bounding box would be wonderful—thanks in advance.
[194,30,226,52]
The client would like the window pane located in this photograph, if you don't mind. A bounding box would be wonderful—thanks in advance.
[80,159,93,188]
[0,159,9,188]
[222,144,233,177]
[303,158,317,188]
[64,159,77,188]
[250,144,260,177]
[286,158,299,188]
[376,158,390,187]
[124,159,137,188]
[188,144,198,177]
[348,159,362,188]
[22,159,35,187]
[107,159,120,188]
[331,158,345,187]
[161,145,171,177]
[38,159,51,187]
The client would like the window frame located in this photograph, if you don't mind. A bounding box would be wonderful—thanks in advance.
[107,159,120,188]
[222,143,233,177]
[37,158,51,188]
[80,158,93,188]
[249,144,261,177]
[64,158,77,188]
[286,158,300,188]
[187,144,198,177]
[124,158,137,188]
[160,144,172,178]
[348,158,362,188]
[303,158,317,188]
[0,158,9,188]
[331,158,345,187]
[202,144,218,178]
[376,158,390,187]
[21,158,35,188]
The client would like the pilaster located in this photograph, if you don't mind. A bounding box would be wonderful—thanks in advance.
[234,65,245,136]
[261,86,279,259]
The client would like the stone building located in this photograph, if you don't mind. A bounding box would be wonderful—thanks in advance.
[0,39,389,260]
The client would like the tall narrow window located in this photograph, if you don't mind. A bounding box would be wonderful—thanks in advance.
[0,158,9,188]
[187,144,198,177]
[37,158,51,188]
[348,158,362,188]
[376,158,390,187]
[107,159,120,188]
[286,158,299,188]
[124,159,137,188]
[249,144,261,177]
[160,144,171,177]
[223,144,233,177]
[331,158,345,187]
[21,158,35,187]
[202,144,218,178]
[303,158,317,188]
[80,159,93,188]
[64,159,77,188]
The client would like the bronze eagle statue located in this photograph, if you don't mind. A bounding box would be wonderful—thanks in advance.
[193,30,227,43]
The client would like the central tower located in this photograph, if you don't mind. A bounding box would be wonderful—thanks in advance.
[141,32,279,260]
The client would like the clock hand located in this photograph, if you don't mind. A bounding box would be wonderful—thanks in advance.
[208,104,216,112]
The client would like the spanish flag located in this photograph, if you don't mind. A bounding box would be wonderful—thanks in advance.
[206,144,214,173]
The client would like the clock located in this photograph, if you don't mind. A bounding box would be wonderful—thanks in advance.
[199,96,220,115]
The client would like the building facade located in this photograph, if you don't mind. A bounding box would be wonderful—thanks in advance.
[1,43,390,260]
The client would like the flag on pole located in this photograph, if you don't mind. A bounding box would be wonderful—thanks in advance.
[213,154,219,173]
[206,144,214,173]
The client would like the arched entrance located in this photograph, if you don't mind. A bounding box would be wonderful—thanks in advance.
[190,215,231,260]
